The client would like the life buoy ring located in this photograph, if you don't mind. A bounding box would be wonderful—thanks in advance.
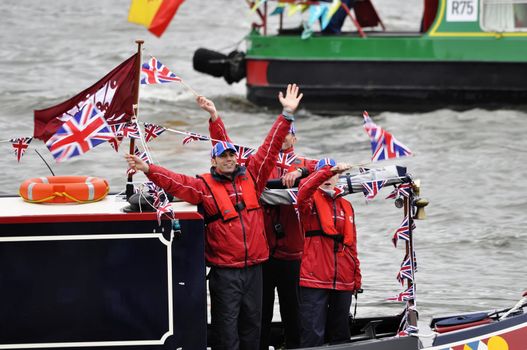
[19,176,109,204]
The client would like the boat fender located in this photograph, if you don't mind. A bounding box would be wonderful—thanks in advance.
[223,50,246,84]
[193,48,246,84]
[193,48,228,78]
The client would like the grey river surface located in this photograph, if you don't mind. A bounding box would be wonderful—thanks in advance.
[1,0,526,335]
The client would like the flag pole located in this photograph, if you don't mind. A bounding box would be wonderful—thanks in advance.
[180,80,200,97]
[405,186,418,328]
[126,39,144,200]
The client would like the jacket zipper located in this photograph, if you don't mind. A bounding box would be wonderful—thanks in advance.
[234,179,248,268]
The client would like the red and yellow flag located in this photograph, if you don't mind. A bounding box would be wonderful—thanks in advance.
[128,0,185,37]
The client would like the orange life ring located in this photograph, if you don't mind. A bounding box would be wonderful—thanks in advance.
[19,176,109,204]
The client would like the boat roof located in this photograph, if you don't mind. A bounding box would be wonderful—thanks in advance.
[0,195,200,224]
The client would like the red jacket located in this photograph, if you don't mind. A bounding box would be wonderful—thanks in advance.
[209,117,317,260]
[297,167,362,291]
[147,115,292,268]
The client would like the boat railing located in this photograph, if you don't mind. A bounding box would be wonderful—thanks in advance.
[246,0,386,38]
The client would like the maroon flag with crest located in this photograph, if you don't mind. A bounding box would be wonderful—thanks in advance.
[34,54,139,142]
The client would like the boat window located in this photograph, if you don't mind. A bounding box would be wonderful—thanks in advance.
[481,0,527,32]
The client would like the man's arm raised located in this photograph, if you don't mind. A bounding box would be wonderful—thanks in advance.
[124,154,205,205]
[248,84,303,193]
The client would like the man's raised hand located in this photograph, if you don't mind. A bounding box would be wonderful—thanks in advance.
[331,163,352,174]
[196,96,219,121]
[278,84,303,114]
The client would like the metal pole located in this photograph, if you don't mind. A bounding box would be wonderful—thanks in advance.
[126,39,143,200]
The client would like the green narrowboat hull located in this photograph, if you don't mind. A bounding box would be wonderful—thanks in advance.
[245,32,527,112]
[193,0,527,112]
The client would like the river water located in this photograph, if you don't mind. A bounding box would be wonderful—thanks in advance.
[1,0,526,337]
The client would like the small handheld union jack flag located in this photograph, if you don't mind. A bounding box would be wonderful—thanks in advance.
[363,111,413,162]
[46,103,115,162]
[361,179,387,200]
[143,123,166,142]
[9,137,33,162]
[141,57,181,85]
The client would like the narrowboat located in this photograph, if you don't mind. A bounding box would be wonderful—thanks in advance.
[193,0,527,112]
[1,166,525,349]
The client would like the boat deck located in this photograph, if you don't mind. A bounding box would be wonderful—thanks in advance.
[0,195,199,222]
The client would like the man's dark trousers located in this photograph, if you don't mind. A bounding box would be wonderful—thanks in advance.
[260,257,301,349]
[209,264,263,350]
[299,287,352,347]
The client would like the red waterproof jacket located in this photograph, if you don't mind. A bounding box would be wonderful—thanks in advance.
[147,115,292,268]
[297,167,362,291]
[209,117,317,260]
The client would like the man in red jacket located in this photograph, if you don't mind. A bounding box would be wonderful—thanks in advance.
[197,93,317,349]
[296,158,362,347]
[125,84,303,350]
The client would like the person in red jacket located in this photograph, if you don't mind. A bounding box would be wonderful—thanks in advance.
[124,84,303,350]
[296,158,362,347]
[197,94,317,349]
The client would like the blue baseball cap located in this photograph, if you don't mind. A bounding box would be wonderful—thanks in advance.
[315,158,336,171]
[211,141,237,158]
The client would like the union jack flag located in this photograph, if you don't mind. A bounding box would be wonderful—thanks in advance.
[153,188,165,208]
[361,179,387,200]
[156,197,174,225]
[143,181,160,194]
[392,215,416,247]
[396,255,414,285]
[363,111,413,162]
[141,57,181,85]
[286,189,299,205]
[108,123,125,152]
[387,285,414,302]
[121,122,140,139]
[127,146,152,175]
[276,151,298,176]
[234,145,256,165]
[46,103,115,162]
[182,132,210,145]
[144,123,166,142]
[9,137,33,162]
[277,151,298,168]
[386,183,412,201]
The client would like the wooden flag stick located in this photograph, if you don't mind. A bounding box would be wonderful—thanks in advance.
[180,79,200,97]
